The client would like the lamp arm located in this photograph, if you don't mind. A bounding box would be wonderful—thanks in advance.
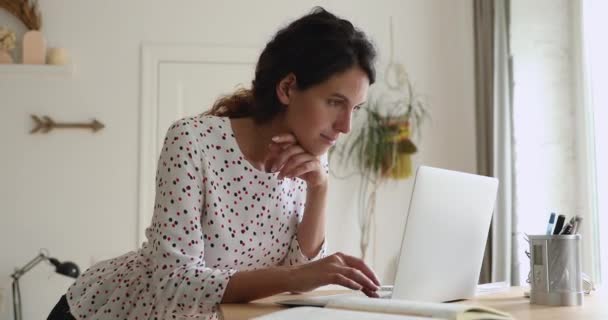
[11,253,49,320]
[10,253,48,280]
[12,278,21,320]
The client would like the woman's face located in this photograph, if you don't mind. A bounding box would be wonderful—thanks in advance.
[279,66,370,156]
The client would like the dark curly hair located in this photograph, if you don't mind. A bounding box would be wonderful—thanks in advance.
[205,7,377,123]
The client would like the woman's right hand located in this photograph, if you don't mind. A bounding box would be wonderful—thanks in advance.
[288,252,382,297]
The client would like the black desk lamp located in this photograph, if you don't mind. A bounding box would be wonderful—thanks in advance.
[10,250,80,320]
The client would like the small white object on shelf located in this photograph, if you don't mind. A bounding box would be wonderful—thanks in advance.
[47,48,70,65]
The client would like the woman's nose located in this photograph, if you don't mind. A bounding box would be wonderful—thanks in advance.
[334,111,352,134]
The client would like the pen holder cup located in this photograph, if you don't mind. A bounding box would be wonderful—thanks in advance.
[529,234,583,306]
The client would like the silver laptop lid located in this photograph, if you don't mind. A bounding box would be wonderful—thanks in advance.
[392,166,498,302]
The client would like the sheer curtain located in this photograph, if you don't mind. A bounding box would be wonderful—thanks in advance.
[579,0,607,285]
[473,0,494,284]
[474,0,517,284]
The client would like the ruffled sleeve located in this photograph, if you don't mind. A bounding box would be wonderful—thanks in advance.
[147,118,237,316]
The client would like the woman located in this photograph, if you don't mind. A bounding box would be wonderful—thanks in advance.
[49,7,380,319]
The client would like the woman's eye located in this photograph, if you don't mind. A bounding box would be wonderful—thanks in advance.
[328,99,341,107]
[353,105,362,111]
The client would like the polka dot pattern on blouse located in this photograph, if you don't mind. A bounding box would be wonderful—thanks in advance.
[66,115,328,319]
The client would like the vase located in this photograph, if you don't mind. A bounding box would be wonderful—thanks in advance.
[0,49,13,64]
[22,30,46,64]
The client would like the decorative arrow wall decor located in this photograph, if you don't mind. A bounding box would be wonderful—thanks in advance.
[30,115,105,134]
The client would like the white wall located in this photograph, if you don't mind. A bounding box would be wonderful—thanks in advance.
[0,1,476,318]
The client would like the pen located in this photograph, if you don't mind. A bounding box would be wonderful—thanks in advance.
[572,216,583,234]
[553,214,566,235]
[560,217,576,235]
[546,212,556,235]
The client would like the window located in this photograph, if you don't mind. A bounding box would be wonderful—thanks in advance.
[510,0,605,286]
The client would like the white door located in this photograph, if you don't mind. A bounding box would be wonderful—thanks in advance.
[138,45,257,244]
[157,62,255,145]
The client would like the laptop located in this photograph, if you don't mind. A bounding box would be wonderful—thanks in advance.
[279,165,499,306]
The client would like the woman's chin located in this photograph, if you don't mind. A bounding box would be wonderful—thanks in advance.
[312,145,332,157]
[299,142,327,157]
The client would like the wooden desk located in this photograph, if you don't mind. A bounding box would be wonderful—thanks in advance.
[220,287,607,320]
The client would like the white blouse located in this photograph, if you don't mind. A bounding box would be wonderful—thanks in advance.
[66,115,327,319]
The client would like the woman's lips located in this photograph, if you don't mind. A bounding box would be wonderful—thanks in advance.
[321,134,337,145]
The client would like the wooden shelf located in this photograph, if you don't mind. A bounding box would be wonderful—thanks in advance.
[0,63,74,77]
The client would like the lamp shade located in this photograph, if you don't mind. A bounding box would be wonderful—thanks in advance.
[48,258,80,278]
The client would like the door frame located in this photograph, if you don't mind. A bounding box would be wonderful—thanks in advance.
[138,43,259,246]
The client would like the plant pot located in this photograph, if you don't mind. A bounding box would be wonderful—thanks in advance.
[0,49,13,64]
[22,30,46,64]
[380,118,416,179]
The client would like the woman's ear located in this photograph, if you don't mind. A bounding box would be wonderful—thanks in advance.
[276,73,297,106]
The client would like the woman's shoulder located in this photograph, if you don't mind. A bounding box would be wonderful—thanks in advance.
[165,113,232,136]
[164,113,234,152]
[169,113,226,128]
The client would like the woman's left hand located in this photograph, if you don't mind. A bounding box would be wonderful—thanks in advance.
[266,133,327,189]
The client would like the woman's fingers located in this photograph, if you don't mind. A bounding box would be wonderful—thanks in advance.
[279,154,316,179]
[283,160,319,179]
[338,254,382,286]
[329,254,381,294]
[268,141,294,152]
[270,144,306,173]
[293,254,382,295]
[266,142,296,172]
[362,288,381,298]
[272,134,297,144]
[266,134,327,185]
[337,266,379,292]
[266,133,299,172]
[331,273,363,291]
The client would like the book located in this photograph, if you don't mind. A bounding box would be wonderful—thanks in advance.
[253,296,512,320]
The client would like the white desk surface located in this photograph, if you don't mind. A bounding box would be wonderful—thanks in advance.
[220,286,607,320]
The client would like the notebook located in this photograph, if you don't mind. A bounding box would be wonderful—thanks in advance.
[255,296,511,320]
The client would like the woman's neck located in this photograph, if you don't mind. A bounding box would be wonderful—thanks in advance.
[230,115,289,172]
